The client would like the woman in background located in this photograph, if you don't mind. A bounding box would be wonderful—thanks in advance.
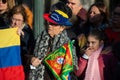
[8,4,35,80]
[0,0,15,28]
[80,2,109,36]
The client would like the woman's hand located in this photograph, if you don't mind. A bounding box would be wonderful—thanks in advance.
[31,57,41,67]
[17,27,24,36]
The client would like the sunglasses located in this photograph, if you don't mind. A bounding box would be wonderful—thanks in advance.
[0,0,7,4]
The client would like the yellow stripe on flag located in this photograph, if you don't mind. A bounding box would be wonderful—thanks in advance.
[0,28,20,48]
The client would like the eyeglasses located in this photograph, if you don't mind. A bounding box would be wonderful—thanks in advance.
[0,0,7,4]
[12,18,23,22]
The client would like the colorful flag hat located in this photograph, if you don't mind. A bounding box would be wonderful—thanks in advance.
[43,10,72,26]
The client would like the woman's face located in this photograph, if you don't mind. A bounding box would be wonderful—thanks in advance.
[0,0,8,14]
[88,6,102,23]
[47,23,64,37]
[11,13,24,28]
[87,35,103,52]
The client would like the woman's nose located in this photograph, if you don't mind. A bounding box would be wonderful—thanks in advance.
[90,12,94,17]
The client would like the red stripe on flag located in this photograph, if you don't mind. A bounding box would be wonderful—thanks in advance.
[0,66,25,80]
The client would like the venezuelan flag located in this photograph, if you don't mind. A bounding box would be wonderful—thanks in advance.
[43,41,74,80]
[0,28,25,80]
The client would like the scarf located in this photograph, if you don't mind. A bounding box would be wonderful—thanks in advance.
[84,45,104,80]
[29,30,70,80]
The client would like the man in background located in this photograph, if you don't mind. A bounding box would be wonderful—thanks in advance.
[66,0,87,36]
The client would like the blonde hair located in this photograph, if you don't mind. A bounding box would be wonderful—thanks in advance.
[7,0,15,10]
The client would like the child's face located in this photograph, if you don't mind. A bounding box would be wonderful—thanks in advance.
[87,35,103,51]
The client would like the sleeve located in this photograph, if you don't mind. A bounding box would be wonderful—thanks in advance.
[74,57,88,77]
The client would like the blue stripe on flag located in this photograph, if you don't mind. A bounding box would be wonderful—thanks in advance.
[0,46,22,68]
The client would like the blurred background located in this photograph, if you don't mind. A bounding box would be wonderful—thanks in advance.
[15,0,120,38]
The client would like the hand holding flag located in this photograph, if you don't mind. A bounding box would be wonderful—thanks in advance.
[43,41,74,80]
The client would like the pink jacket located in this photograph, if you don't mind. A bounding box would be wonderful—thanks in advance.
[75,53,117,80]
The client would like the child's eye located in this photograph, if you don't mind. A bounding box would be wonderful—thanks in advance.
[92,42,95,44]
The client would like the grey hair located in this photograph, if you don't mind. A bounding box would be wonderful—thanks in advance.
[79,0,84,5]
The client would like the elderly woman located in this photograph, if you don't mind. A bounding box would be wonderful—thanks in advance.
[29,9,77,80]
[8,4,35,80]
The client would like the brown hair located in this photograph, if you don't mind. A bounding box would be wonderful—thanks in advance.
[87,2,109,24]
[8,4,27,23]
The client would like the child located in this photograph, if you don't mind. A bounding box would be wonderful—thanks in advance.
[75,29,117,80]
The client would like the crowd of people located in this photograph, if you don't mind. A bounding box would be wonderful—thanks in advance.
[0,0,120,80]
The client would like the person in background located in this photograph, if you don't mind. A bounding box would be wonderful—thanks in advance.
[66,0,87,66]
[74,29,117,80]
[81,2,109,35]
[22,4,33,29]
[0,0,15,28]
[105,4,120,45]
[66,0,87,36]
[77,2,109,52]
[29,9,76,80]
[8,4,35,80]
